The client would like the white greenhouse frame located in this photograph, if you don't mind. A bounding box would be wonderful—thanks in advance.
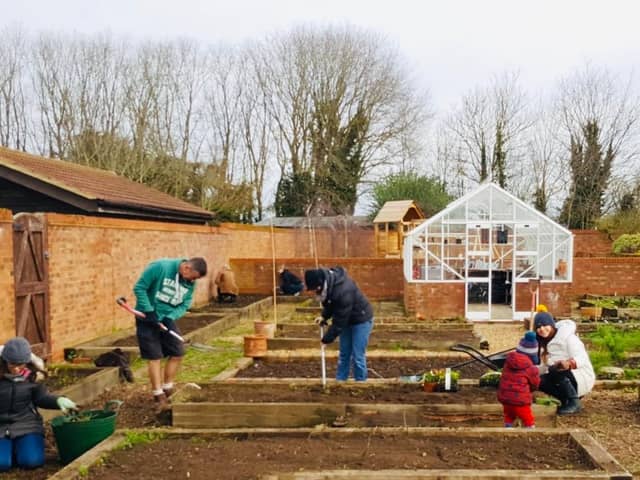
[403,183,573,321]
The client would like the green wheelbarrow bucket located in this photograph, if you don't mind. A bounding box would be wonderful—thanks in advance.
[51,400,122,465]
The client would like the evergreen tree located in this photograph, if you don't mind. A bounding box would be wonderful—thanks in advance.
[559,121,613,228]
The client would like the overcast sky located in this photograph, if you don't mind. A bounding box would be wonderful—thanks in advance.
[3,0,639,112]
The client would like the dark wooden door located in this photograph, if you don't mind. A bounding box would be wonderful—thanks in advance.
[13,213,50,359]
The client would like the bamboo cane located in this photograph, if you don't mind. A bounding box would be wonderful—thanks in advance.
[270,219,278,325]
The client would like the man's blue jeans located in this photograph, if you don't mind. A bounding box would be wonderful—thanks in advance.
[0,433,45,471]
[336,319,373,381]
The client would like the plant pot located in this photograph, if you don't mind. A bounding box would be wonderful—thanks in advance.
[243,335,268,358]
[423,382,439,392]
[580,306,602,321]
[254,320,276,338]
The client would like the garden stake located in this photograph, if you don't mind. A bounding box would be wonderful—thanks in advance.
[320,325,327,388]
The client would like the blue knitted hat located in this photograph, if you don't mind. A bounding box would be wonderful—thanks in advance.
[516,330,539,364]
[533,311,555,329]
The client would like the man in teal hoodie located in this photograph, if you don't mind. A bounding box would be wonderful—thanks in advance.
[133,257,207,413]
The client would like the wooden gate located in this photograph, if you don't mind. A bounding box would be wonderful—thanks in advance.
[13,213,50,358]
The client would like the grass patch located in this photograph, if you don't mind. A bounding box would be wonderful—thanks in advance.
[177,340,243,383]
[587,325,640,379]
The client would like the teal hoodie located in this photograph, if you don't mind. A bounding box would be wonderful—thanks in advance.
[133,258,196,321]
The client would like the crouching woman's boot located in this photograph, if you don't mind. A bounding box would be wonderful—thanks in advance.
[556,376,581,415]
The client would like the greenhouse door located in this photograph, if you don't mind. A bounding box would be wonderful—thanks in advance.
[465,222,516,321]
[466,223,491,320]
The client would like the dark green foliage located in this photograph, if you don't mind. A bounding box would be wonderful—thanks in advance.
[559,121,613,228]
[274,171,315,216]
[533,186,548,213]
[368,172,452,219]
[493,125,506,187]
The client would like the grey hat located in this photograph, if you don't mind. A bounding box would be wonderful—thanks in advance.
[2,337,32,364]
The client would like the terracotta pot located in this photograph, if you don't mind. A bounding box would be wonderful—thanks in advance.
[423,382,439,392]
[254,320,276,338]
[243,334,268,358]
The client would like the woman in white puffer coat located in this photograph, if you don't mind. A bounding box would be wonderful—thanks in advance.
[533,311,595,415]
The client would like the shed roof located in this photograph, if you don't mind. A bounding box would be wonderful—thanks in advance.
[0,147,213,224]
[373,200,425,224]
[254,215,372,229]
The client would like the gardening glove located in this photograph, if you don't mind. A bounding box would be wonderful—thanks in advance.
[57,397,78,414]
[144,310,159,323]
[314,316,328,327]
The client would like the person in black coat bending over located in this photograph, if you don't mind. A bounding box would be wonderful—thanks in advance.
[304,267,374,381]
[278,266,304,296]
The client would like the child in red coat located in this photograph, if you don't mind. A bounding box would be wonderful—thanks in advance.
[497,331,541,427]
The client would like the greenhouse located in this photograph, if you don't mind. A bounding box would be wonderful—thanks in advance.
[404,182,573,320]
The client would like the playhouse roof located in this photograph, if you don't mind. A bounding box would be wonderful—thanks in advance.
[0,147,213,224]
[373,200,425,224]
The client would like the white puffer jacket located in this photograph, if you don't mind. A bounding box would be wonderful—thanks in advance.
[538,320,595,397]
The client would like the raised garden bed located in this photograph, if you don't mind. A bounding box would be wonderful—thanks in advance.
[69,310,247,360]
[171,381,556,428]
[269,327,481,351]
[234,356,490,379]
[48,428,632,480]
[40,365,120,422]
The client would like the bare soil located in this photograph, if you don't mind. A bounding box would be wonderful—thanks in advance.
[6,384,639,479]
[184,383,497,403]
[190,294,269,311]
[43,366,101,391]
[71,432,596,480]
[236,358,490,379]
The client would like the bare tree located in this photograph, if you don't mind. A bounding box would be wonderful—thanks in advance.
[555,64,640,225]
[446,72,532,188]
[0,27,29,150]
[254,25,429,214]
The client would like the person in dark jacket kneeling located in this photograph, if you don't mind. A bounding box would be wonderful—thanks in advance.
[304,267,374,381]
[0,337,77,471]
[497,331,541,427]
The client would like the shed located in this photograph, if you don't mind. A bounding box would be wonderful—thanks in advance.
[0,147,213,224]
[373,200,425,257]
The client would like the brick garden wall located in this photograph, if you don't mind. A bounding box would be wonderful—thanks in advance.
[0,209,15,342]
[0,213,376,358]
[231,258,403,300]
[403,283,466,320]
[572,230,613,256]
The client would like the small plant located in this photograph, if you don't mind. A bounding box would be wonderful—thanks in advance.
[422,369,460,386]
[118,430,165,450]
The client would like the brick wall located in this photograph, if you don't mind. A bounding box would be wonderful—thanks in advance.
[221,223,374,259]
[231,258,403,300]
[572,230,612,257]
[0,209,15,342]
[403,283,466,320]
[0,213,378,359]
[44,214,222,358]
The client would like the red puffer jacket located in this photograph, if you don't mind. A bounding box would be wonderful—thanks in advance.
[497,351,540,406]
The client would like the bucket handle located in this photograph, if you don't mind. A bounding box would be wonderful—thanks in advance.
[103,400,123,413]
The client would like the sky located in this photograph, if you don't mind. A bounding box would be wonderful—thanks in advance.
[3,0,640,112]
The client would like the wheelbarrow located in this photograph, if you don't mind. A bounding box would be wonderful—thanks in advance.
[448,343,514,371]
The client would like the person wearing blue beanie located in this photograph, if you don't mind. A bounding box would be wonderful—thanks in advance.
[497,331,541,427]
[534,311,595,415]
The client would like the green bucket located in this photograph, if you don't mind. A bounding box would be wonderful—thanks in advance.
[51,400,121,465]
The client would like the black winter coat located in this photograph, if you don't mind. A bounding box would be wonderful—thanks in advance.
[0,376,59,439]
[318,267,373,344]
